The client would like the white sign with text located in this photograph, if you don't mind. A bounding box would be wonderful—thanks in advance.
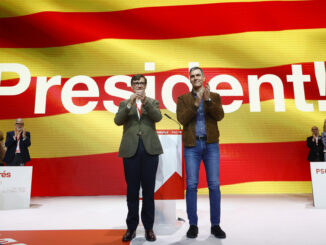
[0,166,33,210]
[310,162,326,208]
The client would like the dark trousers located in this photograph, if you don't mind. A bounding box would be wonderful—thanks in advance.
[7,153,25,166]
[123,138,159,231]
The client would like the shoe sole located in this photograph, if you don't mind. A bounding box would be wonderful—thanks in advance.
[211,232,226,239]
[186,234,198,239]
[145,238,157,242]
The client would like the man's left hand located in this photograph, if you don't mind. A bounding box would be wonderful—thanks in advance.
[136,90,146,103]
[203,84,210,101]
[22,128,27,139]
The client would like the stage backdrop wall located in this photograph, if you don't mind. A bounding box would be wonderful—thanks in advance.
[0,0,325,196]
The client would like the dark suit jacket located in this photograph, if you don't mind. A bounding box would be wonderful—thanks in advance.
[176,91,224,147]
[114,97,163,158]
[4,131,31,163]
[307,136,324,162]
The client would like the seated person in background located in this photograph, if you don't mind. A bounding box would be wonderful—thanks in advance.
[0,131,6,166]
[307,126,324,162]
[4,118,31,166]
[322,119,326,162]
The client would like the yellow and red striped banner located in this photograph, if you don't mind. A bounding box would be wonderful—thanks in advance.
[0,0,325,196]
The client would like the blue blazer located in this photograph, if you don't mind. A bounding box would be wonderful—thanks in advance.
[4,131,31,163]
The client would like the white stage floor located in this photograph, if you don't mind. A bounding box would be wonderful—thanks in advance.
[1,194,326,245]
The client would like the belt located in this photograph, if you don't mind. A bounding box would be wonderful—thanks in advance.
[196,135,207,141]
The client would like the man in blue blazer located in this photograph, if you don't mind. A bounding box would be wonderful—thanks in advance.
[4,118,31,166]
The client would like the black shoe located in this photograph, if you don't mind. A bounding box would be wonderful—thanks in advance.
[122,229,136,242]
[211,225,226,239]
[145,229,156,242]
[186,225,198,238]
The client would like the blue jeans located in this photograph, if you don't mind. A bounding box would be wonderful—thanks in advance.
[184,140,221,226]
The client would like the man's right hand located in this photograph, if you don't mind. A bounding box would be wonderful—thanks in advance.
[135,90,146,103]
[22,128,27,139]
[194,88,204,107]
[14,128,21,139]
[313,131,319,142]
[128,93,137,106]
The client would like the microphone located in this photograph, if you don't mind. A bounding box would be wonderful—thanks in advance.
[164,113,182,130]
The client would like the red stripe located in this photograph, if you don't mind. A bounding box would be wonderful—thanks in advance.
[18,141,311,196]
[0,1,325,48]
[29,153,126,196]
[0,63,323,119]
[0,230,128,245]
[218,141,311,187]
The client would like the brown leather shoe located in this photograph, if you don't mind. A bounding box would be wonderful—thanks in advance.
[145,229,156,242]
[122,229,136,242]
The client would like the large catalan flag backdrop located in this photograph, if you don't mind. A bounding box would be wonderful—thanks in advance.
[0,0,325,196]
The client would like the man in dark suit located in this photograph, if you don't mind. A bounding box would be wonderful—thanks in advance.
[114,74,163,242]
[4,118,31,166]
[307,126,324,162]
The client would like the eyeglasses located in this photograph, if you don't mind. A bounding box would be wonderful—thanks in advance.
[132,82,146,86]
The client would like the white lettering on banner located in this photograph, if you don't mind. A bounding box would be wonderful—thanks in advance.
[0,62,325,114]
[35,76,62,114]
[162,75,192,113]
[103,75,132,113]
[144,62,156,100]
[287,65,313,112]
[0,63,31,96]
[61,75,99,114]
[248,74,285,112]
[210,75,243,113]
[314,61,326,111]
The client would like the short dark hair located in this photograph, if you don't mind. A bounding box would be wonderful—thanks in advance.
[131,74,147,84]
[189,66,204,76]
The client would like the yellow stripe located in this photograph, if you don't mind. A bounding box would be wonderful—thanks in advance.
[198,181,312,194]
[0,0,304,18]
[0,111,121,158]
[0,99,324,158]
[219,99,325,144]
[1,28,326,80]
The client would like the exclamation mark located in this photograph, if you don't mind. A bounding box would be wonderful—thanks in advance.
[314,61,326,111]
